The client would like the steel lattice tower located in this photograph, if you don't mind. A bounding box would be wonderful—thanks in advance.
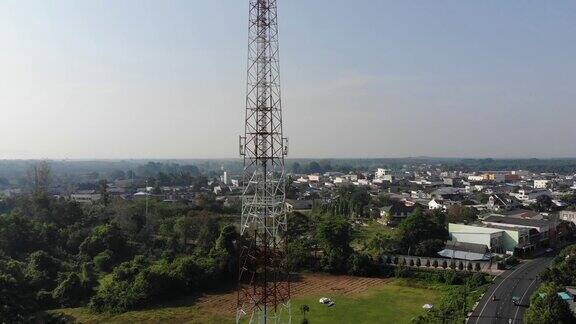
[237,0,290,323]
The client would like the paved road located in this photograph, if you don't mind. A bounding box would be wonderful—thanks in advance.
[468,255,554,324]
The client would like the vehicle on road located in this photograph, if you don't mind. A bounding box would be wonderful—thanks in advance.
[545,248,554,253]
[512,296,520,305]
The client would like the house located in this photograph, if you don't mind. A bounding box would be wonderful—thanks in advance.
[308,174,321,182]
[480,215,571,247]
[71,190,102,203]
[379,202,417,226]
[505,209,543,220]
[375,168,394,182]
[487,194,521,211]
[428,198,445,210]
[560,210,576,225]
[511,189,552,204]
[285,199,315,212]
[438,241,491,261]
[468,175,485,182]
[534,179,550,189]
[448,223,507,253]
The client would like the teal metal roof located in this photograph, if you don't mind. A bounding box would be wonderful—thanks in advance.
[558,292,572,301]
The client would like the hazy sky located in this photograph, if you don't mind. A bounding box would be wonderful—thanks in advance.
[1,1,575,159]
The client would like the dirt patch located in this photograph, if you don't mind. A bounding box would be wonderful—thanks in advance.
[197,273,390,315]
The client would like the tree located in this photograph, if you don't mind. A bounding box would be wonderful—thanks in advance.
[94,250,114,272]
[447,205,478,224]
[98,179,110,206]
[52,273,84,307]
[315,215,352,273]
[414,239,445,257]
[291,162,302,174]
[25,251,60,289]
[79,223,129,260]
[27,161,51,194]
[174,216,194,247]
[398,208,447,254]
[532,195,554,212]
[300,304,310,323]
[525,284,576,324]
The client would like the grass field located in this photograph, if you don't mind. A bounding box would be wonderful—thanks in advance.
[351,219,398,250]
[54,276,445,324]
[291,279,445,324]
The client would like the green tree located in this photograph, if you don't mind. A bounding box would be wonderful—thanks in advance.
[447,205,478,224]
[397,208,446,254]
[174,215,194,247]
[52,273,84,307]
[98,179,110,206]
[315,215,353,273]
[525,284,576,324]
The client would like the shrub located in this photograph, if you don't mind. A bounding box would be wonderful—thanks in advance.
[425,259,431,267]
[443,270,460,285]
[394,264,409,278]
[52,273,84,307]
[399,258,406,266]
[386,256,392,264]
[442,260,448,269]
[449,260,456,269]
[458,261,464,271]
[393,256,398,264]
[94,250,114,273]
[433,260,439,268]
[506,256,519,267]
[467,262,473,271]
[416,258,421,267]
[347,253,376,276]
[409,259,415,267]
[475,263,481,272]
[467,273,487,289]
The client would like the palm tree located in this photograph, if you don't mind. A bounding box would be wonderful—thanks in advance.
[300,304,310,323]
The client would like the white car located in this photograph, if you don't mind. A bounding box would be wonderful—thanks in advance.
[545,248,554,253]
[319,297,335,307]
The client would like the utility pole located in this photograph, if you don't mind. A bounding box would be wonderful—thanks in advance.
[237,1,291,323]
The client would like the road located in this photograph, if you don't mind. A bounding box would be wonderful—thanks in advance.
[468,254,554,324]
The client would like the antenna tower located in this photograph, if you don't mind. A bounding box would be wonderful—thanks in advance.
[237,0,290,323]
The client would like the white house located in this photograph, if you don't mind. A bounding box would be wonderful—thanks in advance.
[468,175,485,182]
[534,179,550,189]
[308,174,321,182]
[428,199,445,210]
[71,193,101,203]
[375,168,394,182]
[560,210,576,225]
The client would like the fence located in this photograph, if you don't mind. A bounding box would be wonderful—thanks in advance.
[381,254,493,273]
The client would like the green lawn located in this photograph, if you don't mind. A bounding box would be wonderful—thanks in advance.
[352,220,397,250]
[291,279,446,324]
[53,279,444,324]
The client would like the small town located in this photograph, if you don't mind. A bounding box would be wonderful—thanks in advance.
[2,1,576,324]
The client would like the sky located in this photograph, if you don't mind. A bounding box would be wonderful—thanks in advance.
[0,0,575,159]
